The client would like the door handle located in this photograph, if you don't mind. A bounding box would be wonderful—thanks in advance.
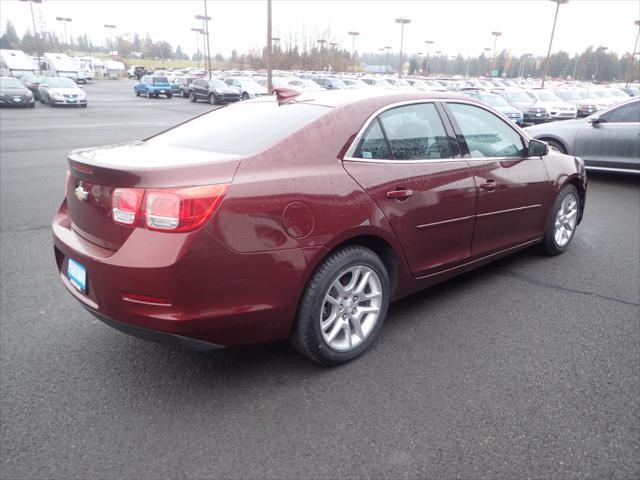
[480,180,497,191]
[386,189,414,200]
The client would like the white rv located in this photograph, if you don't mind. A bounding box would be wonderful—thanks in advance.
[0,49,38,77]
[43,52,86,82]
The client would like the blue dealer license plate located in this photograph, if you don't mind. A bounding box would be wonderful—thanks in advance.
[67,258,87,292]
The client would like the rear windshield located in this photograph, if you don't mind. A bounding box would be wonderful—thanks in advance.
[152,77,169,85]
[148,101,330,155]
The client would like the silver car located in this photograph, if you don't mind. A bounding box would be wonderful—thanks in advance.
[525,98,639,174]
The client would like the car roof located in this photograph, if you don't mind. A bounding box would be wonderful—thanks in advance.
[257,88,471,109]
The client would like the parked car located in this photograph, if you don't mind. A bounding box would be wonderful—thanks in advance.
[127,65,146,79]
[501,89,549,124]
[178,76,198,98]
[19,74,47,100]
[553,89,599,117]
[53,89,586,365]
[467,91,524,125]
[187,78,241,104]
[38,76,87,107]
[525,90,577,121]
[313,77,348,90]
[525,97,639,174]
[224,77,268,99]
[134,76,173,98]
[0,76,35,108]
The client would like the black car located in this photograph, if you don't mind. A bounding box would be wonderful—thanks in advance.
[19,75,47,100]
[187,78,241,104]
[0,76,35,108]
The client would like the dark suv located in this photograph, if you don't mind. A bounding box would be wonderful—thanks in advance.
[187,78,241,104]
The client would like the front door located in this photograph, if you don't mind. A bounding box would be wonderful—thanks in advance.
[575,100,640,171]
[343,102,476,277]
[444,101,552,257]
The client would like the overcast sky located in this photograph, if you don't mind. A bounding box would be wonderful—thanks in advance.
[1,0,638,58]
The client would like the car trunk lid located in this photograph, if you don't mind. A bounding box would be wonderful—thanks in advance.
[66,141,241,250]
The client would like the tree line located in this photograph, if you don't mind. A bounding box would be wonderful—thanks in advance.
[1,20,637,81]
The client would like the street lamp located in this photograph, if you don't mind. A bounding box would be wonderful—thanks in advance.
[625,20,640,88]
[348,31,360,73]
[384,46,391,73]
[20,0,42,73]
[594,46,608,82]
[191,27,203,68]
[395,18,411,78]
[424,40,433,76]
[56,17,72,55]
[103,24,116,56]
[541,0,568,87]
[490,31,502,78]
[196,9,212,78]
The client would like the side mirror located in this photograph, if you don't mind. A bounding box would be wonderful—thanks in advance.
[589,116,604,126]
[528,138,549,157]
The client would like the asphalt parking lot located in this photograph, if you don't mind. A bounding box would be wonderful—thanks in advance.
[1,80,639,479]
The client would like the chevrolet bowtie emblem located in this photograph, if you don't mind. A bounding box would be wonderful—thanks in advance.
[74,185,89,202]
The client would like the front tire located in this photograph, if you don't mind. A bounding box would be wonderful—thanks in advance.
[541,184,580,255]
[291,246,390,365]
[543,138,567,154]
[242,92,249,100]
[209,93,217,105]
[146,90,153,98]
[189,91,196,102]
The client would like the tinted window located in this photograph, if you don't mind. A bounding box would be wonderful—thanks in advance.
[152,77,169,84]
[378,103,451,160]
[353,119,391,160]
[448,103,525,158]
[601,101,639,123]
[148,102,329,155]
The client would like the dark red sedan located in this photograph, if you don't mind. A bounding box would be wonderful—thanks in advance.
[53,89,587,365]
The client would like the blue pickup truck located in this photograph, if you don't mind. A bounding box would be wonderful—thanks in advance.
[134,76,173,99]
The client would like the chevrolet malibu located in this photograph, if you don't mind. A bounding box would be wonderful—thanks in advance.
[53,89,587,365]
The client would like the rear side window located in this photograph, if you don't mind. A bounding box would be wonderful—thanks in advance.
[447,103,525,158]
[601,101,639,123]
[148,102,329,155]
[354,119,391,160]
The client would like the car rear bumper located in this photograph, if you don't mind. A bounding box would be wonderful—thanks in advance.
[52,202,323,347]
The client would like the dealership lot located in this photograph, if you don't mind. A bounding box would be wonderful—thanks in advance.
[1,80,639,478]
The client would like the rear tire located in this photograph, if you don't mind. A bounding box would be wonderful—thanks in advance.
[167,93,172,99]
[242,92,249,100]
[189,91,196,102]
[290,246,390,365]
[146,91,153,98]
[540,184,580,255]
[209,93,217,105]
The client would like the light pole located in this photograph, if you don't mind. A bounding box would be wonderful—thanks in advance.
[625,20,640,88]
[519,52,532,77]
[191,28,203,68]
[490,31,502,78]
[196,8,212,78]
[266,0,272,93]
[384,46,391,73]
[348,31,360,73]
[424,40,433,76]
[103,24,116,56]
[541,0,568,87]
[593,46,608,82]
[56,17,72,55]
[395,18,411,78]
[317,39,327,70]
[20,0,42,73]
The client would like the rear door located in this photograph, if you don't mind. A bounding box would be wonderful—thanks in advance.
[343,101,476,277]
[575,100,640,171]
[443,101,552,257]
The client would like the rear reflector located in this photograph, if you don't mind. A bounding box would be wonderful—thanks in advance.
[111,184,228,232]
[122,292,172,306]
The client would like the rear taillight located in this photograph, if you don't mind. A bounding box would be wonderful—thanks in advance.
[112,188,143,225]
[111,185,227,232]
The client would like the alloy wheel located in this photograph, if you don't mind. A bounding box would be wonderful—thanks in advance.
[320,265,382,352]
[554,193,578,247]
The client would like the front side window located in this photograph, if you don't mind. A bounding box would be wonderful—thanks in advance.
[601,101,640,123]
[378,103,451,160]
[447,103,525,158]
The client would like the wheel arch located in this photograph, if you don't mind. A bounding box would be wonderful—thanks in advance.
[536,135,570,154]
